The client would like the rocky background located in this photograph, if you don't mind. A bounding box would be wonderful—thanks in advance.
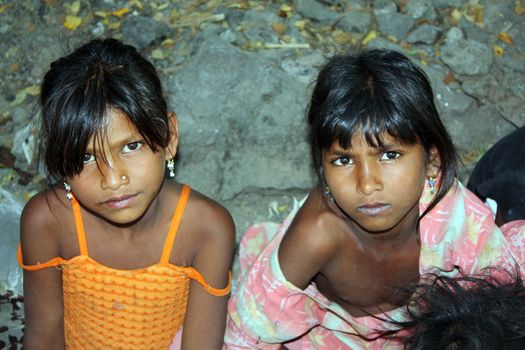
[1,0,524,347]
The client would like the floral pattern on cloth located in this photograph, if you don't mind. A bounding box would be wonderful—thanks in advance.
[224,180,525,349]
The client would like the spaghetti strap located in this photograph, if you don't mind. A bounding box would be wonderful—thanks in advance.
[160,184,191,264]
[71,196,89,256]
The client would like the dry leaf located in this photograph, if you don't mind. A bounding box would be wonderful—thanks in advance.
[272,22,287,35]
[151,49,165,60]
[10,90,27,107]
[64,15,82,30]
[111,8,130,17]
[451,8,462,24]
[443,71,455,85]
[70,1,81,15]
[25,85,40,96]
[108,21,122,30]
[497,32,513,45]
[493,45,504,57]
[294,20,307,31]
[0,4,13,14]
[362,31,377,45]
[94,11,108,18]
[516,1,525,15]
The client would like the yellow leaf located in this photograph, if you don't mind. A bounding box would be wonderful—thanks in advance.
[362,30,377,45]
[280,4,292,12]
[158,3,169,10]
[64,15,82,30]
[127,0,143,10]
[451,8,462,24]
[0,4,13,14]
[70,1,81,15]
[497,32,513,45]
[271,22,287,35]
[108,21,121,30]
[111,8,130,17]
[294,20,307,30]
[516,1,525,15]
[25,85,40,96]
[94,11,108,18]
[10,90,27,107]
[493,45,504,56]
[151,49,164,60]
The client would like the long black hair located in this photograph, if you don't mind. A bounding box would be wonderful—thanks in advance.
[307,49,457,216]
[396,268,525,350]
[39,38,170,182]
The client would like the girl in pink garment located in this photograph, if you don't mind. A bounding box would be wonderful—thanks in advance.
[224,49,525,349]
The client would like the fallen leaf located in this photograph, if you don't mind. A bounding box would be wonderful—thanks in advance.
[64,15,82,30]
[111,8,130,18]
[294,20,307,31]
[272,22,287,35]
[443,71,455,85]
[108,21,121,30]
[127,0,143,10]
[70,1,81,15]
[0,4,13,14]
[151,48,165,60]
[94,10,108,18]
[10,90,27,107]
[451,8,462,24]
[497,32,513,45]
[362,30,377,45]
[25,85,40,96]
[493,45,504,56]
[516,1,525,15]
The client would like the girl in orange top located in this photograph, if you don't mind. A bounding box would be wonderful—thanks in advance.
[19,38,234,350]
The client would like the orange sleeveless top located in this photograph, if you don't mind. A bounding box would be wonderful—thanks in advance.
[18,185,231,349]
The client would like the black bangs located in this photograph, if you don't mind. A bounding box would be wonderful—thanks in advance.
[316,86,421,152]
[39,38,170,182]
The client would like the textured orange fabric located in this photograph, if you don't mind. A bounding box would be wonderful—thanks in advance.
[18,184,231,349]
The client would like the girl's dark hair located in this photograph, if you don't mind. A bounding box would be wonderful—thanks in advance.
[40,38,170,181]
[307,49,457,215]
[395,268,525,350]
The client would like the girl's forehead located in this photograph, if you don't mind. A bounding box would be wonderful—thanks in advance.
[86,108,140,148]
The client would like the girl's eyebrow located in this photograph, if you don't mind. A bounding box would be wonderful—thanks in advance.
[85,133,143,153]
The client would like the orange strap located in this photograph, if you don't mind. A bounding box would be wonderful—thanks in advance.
[71,196,89,256]
[17,244,65,271]
[188,269,232,296]
[160,185,191,264]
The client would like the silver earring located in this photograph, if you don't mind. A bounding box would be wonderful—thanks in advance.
[324,185,335,203]
[64,181,73,200]
[167,158,175,178]
[428,177,436,195]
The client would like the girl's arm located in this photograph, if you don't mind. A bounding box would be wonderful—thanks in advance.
[278,199,338,290]
[20,194,66,350]
[181,199,235,350]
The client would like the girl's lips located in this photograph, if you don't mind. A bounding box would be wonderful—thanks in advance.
[102,194,138,209]
[357,203,391,216]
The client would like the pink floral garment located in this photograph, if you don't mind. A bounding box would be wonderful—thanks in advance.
[224,180,525,349]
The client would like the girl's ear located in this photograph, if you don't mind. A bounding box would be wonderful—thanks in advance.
[426,146,441,177]
[165,112,179,159]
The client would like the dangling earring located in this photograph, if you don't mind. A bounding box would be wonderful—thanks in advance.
[428,177,436,195]
[324,185,335,203]
[167,158,175,178]
[64,181,73,200]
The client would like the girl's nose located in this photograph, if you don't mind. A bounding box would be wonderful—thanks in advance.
[99,161,129,191]
[355,163,383,195]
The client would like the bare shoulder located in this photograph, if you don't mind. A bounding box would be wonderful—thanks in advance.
[20,188,70,264]
[184,186,235,248]
[278,187,342,289]
[283,188,341,257]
